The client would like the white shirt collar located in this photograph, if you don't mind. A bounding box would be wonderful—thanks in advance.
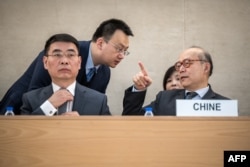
[185,86,209,98]
[52,81,76,96]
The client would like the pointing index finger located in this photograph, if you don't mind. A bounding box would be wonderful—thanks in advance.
[138,61,148,76]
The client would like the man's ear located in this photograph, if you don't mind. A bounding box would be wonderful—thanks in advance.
[78,56,82,70]
[204,62,210,74]
[43,56,48,70]
[96,37,105,50]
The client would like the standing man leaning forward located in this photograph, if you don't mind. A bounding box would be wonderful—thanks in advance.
[21,34,110,116]
[122,46,229,116]
[0,18,133,114]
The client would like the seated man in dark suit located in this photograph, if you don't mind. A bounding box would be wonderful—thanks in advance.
[21,33,111,116]
[0,18,133,115]
[122,46,229,116]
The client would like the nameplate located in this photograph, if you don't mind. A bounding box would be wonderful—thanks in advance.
[176,100,238,116]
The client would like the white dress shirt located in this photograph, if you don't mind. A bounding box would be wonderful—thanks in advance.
[40,82,76,116]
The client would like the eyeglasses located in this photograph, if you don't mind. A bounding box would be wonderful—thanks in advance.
[106,40,130,56]
[47,52,78,60]
[174,59,206,71]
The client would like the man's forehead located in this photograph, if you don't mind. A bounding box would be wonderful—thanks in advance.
[110,30,129,48]
[49,42,78,51]
[178,48,202,60]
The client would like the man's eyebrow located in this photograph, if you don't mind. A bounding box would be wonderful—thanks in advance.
[67,49,77,52]
[117,43,129,49]
[52,49,62,53]
[51,49,76,53]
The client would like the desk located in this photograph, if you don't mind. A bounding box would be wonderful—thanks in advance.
[0,116,249,167]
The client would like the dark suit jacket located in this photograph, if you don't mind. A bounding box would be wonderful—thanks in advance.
[21,82,111,115]
[122,85,230,116]
[0,41,110,115]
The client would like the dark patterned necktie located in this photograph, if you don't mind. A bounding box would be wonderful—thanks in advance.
[86,67,96,82]
[57,88,69,115]
[186,92,198,99]
[58,102,68,115]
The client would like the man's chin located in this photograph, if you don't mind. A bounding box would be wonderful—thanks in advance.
[181,82,189,89]
[109,64,117,68]
[57,75,72,79]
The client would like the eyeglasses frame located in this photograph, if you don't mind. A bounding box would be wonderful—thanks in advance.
[104,39,130,56]
[174,59,207,71]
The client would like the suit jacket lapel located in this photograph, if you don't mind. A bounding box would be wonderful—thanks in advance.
[176,90,186,99]
[72,83,87,113]
[41,85,54,102]
[202,85,216,99]
[77,41,90,85]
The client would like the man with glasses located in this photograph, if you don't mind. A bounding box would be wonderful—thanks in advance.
[21,33,110,116]
[122,46,229,116]
[0,18,133,115]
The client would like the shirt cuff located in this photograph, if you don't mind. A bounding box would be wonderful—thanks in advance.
[40,100,57,116]
[132,85,146,92]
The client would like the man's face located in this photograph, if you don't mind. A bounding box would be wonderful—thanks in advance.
[43,42,81,83]
[100,30,130,68]
[176,48,209,91]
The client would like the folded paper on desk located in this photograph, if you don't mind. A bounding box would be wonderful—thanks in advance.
[176,100,238,116]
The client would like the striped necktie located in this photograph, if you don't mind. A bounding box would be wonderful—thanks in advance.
[86,67,96,82]
[57,88,73,115]
[58,101,68,115]
[186,92,198,99]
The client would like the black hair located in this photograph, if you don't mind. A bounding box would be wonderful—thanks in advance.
[92,18,134,42]
[162,65,176,90]
[44,33,79,55]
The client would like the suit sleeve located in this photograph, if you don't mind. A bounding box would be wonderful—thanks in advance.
[122,86,146,115]
[28,51,51,91]
[21,93,45,115]
[100,95,111,115]
[20,93,33,115]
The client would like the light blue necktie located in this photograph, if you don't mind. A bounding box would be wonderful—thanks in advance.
[86,67,96,82]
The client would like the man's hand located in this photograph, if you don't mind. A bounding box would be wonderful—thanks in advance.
[48,89,73,108]
[133,62,152,90]
[61,111,80,116]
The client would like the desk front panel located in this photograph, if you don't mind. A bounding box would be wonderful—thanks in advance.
[0,116,249,167]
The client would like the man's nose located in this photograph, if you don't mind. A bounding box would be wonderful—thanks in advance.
[118,53,125,59]
[60,56,69,64]
[179,65,186,72]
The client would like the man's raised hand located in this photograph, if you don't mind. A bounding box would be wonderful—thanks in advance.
[133,61,152,90]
